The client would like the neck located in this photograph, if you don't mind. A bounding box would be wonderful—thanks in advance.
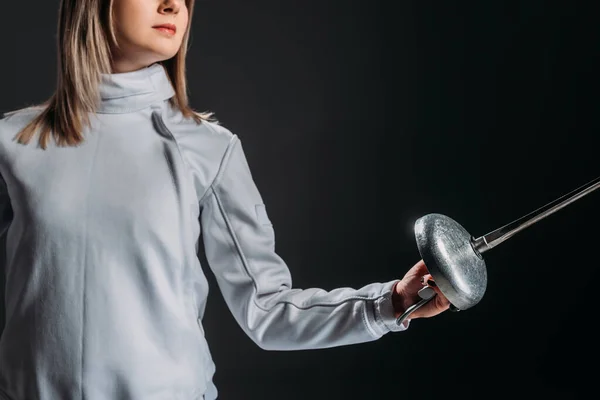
[111,58,155,74]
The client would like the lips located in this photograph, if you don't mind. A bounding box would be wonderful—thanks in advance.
[153,24,177,34]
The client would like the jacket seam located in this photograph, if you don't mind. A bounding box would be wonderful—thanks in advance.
[198,134,238,207]
[151,104,227,208]
[150,106,191,171]
[100,90,154,101]
[363,301,383,338]
[151,105,208,342]
[96,105,158,114]
[79,130,102,400]
[209,180,387,313]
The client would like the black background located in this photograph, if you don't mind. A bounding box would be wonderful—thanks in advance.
[1,1,599,399]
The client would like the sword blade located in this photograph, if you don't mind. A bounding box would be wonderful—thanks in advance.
[472,175,600,254]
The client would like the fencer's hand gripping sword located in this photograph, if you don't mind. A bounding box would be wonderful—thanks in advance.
[396,175,600,326]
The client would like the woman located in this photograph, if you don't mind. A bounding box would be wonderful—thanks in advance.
[0,0,450,399]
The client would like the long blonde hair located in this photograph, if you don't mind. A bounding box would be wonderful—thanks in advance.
[13,0,211,150]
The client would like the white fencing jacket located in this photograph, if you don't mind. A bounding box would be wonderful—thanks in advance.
[0,63,407,400]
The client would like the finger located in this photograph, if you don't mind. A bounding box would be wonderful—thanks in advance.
[429,284,449,304]
[420,274,433,285]
[414,300,449,319]
[412,259,428,274]
[411,292,450,319]
[434,292,450,309]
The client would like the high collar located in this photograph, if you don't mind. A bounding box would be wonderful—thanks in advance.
[97,63,175,114]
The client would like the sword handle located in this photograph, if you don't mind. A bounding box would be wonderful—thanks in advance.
[395,286,437,326]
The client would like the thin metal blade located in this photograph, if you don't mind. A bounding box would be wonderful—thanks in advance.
[472,175,600,254]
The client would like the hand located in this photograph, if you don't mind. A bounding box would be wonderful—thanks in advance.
[391,259,450,319]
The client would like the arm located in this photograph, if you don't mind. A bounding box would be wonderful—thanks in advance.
[0,172,12,237]
[199,135,407,351]
[0,171,13,336]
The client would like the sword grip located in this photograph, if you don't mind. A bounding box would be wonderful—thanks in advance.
[395,286,436,326]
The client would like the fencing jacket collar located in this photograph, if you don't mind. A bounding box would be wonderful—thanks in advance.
[97,63,175,114]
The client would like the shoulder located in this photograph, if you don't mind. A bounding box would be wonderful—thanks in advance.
[1,105,45,129]
[0,106,45,159]
[162,105,234,142]
[161,104,239,166]
[192,118,237,145]
[159,104,245,194]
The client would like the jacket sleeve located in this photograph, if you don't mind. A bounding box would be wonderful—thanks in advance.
[0,172,12,237]
[199,135,409,351]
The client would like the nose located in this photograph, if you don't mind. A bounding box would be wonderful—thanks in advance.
[159,0,182,14]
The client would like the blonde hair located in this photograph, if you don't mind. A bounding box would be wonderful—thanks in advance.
[12,0,211,150]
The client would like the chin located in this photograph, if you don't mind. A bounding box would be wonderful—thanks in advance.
[138,42,180,63]
[153,49,180,63]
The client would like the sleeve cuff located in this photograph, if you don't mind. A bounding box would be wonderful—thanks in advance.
[367,280,410,337]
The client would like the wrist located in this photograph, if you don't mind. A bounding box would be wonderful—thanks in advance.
[391,281,404,318]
